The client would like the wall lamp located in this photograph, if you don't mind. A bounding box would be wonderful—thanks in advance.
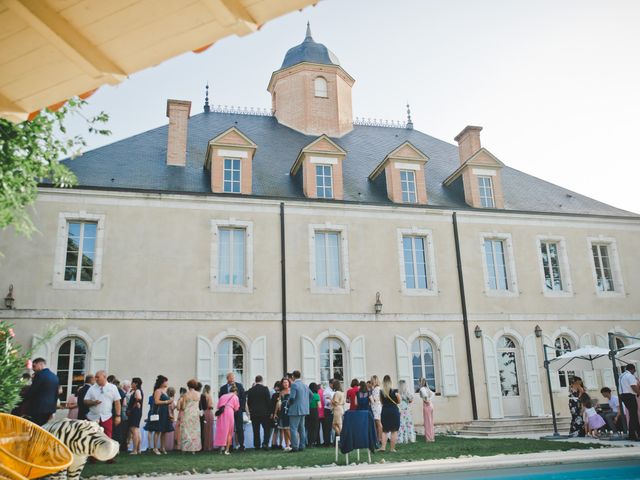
[4,285,14,309]
[535,325,542,338]
[374,292,383,314]
[474,325,482,339]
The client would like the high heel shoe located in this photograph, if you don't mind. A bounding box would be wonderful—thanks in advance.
[224,450,230,455]
[153,448,161,455]
[160,448,168,455]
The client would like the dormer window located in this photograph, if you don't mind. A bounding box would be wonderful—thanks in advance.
[400,170,417,203]
[314,77,328,98]
[478,176,495,208]
[316,164,334,198]
[223,158,241,193]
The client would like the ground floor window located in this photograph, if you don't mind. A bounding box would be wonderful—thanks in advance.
[497,336,519,396]
[217,338,245,387]
[320,337,344,383]
[411,337,436,392]
[56,338,87,401]
[555,335,575,387]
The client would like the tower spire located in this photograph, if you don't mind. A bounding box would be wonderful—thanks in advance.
[204,83,210,113]
[305,21,313,40]
[406,103,413,130]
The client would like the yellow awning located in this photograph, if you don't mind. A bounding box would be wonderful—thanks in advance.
[0,0,317,122]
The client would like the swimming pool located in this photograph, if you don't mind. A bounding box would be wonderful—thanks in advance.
[375,459,640,480]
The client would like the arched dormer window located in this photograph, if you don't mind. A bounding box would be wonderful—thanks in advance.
[314,77,328,98]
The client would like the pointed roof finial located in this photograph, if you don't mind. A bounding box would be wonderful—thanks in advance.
[305,21,313,41]
[204,83,210,113]
[406,103,413,130]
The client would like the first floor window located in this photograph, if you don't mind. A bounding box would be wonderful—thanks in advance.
[555,336,575,388]
[56,338,87,401]
[320,338,344,383]
[64,221,97,282]
[411,337,436,392]
[484,238,508,290]
[223,158,241,193]
[497,336,519,396]
[218,227,246,286]
[400,170,417,203]
[403,236,428,289]
[217,338,245,387]
[315,231,341,288]
[316,165,333,198]
[592,243,614,292]
[540,241,563,291]
[478,176,495,208]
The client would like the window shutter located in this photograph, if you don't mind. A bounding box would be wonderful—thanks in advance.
[91,335,110,373]
[196,336,213,389]
[596,334,616,392]
[395,335,411,384]
[523,334,545,416]
[349,335,366,381]
[440,335,459,396]
[580,334,598,391]
[301,336,317,384]
[250,336,267,381]
[482,335,504,419]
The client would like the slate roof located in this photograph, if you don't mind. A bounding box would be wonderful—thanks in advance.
[280,24,340,70]
[53,110,637,218]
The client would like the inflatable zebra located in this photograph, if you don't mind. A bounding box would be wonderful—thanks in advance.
[43,419,119,480]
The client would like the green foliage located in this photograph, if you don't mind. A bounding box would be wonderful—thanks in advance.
[0,99,110,235]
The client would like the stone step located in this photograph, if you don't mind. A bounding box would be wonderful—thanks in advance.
[464,417,570,428]
[465,420,571,429]
[460,424,570,434]
[458,429,561,437]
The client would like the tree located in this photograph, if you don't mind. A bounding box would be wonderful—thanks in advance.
[0,99,110,235]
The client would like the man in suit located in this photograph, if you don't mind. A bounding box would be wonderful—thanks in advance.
[218,372,246,451]
[76,374,95,420]
[247,375,272,450]
[24,357,59,426]
[288,370,311,452]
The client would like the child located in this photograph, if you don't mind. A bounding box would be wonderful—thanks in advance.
[581,394,605,438]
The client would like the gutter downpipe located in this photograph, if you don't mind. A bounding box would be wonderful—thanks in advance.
[452,211,479,420]
[280,202,288,374]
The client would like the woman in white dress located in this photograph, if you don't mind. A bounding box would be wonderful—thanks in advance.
[370,375,383,444]
[419,377,435,442]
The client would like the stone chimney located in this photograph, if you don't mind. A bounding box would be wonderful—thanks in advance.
[454,125,482,163]
[166,99,192,166]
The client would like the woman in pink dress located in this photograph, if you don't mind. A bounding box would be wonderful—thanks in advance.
[214,384,239,455]
[418,377,435,442]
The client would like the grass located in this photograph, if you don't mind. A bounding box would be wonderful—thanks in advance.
[81,436,606,477]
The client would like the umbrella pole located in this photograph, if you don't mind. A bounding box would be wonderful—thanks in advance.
[609,332,620,392]
[543,344,560,437]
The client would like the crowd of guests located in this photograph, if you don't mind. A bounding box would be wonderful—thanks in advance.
[12,359,438,460]
[567,364,640,440]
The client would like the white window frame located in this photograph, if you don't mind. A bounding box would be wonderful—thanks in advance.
[397,228,438,296]
[480,232,519,297]
[315,164,334,199]
[314,76,328,98]
[410,336,439,393]
[210,219,253,293]
[535,235,573,297]
[478,175,495,208]
[53,212,106,290]
[223,158,242,193]
[309,224,350,294]
[319,337,346,383]
[216,337,247,388]
[400,170,417,203]
[56,337,88,401]
[587,236,625,297]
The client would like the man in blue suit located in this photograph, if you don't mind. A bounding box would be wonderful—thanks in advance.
[24,358,59,426]
[287,370,311,452]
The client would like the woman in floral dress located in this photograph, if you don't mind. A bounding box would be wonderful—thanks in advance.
[180,379,202,453]
[397,380,416,443]
[568,377,586,437]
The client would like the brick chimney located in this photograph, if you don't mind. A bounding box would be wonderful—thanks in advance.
[166,99,191,166]
[454,125,482,163]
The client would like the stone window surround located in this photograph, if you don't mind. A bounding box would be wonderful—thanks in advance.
[52,211,106,290]
[396,227,438,296]
[210,219,254,294]
[535,235,574,298]
[309,223,350,295]
[587,235,625,297]
[479,232,519,297]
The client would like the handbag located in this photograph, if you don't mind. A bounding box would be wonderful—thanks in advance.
[149,400,160,422]
[214,406,225,417]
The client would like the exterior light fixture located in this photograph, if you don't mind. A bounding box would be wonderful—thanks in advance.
[474,325,482,339]
[374,292,382,314]
[535,325,542,338]
[4,285,14,310]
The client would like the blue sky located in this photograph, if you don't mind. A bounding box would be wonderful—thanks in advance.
[64,0,640,214]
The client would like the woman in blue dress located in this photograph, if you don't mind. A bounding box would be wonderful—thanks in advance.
[276,378,292,451]
[146,375,174,455]
[356,381,371,411]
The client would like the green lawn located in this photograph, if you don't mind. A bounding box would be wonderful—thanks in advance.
[81,436,605,477]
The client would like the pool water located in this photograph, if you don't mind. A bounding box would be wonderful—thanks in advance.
[486,462,640,480]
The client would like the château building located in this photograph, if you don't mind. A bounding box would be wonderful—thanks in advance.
[2,25,639,426]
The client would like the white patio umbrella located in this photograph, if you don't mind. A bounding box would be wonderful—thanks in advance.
[548,345,626,371]
[616,342,640,363]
